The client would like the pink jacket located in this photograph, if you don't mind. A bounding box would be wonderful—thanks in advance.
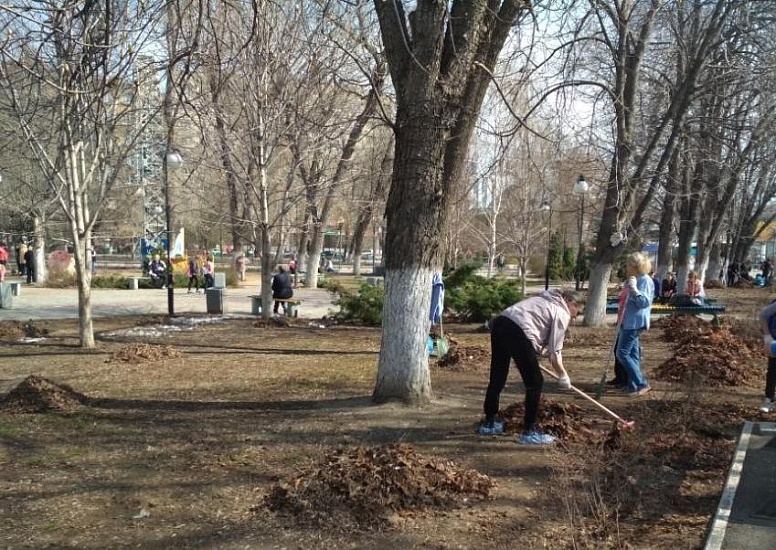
[499,290,572,364]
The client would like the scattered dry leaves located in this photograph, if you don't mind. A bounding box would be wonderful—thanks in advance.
[107,342,183,363]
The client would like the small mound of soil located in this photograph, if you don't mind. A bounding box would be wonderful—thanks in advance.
[436,344,489,371]
[107,343,183,363]
[0,375,88,413]
[265,443,494,530]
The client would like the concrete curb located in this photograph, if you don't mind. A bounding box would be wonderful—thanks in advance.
[705,421,753,550]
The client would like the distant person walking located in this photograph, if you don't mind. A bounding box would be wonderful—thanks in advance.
[202,256,215,288]
[23,246,35,284]
[187,256,201,293]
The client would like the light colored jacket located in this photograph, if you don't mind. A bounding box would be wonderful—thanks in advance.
[621,274,654,331]
[500,289,571,364]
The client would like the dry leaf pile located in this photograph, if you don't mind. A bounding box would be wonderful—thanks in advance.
[0,320,47,341]
[436,344,489,371]
[498,398,603,443]
[0,375,88,413]
[107,343,182,363]
[653,316,762,387]
[265,443,494,529]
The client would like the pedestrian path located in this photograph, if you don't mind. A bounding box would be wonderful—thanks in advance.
[706,422,776,549]
[0,279,338,321]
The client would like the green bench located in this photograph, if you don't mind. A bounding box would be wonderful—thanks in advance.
[605,302,725,321]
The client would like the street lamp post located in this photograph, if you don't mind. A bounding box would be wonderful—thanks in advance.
[573,175,589,291]
[540,200,552,290]
[164,150,183,316]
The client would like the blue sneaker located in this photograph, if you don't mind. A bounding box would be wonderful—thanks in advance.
[476,419,505,435]
[518,431,556,445]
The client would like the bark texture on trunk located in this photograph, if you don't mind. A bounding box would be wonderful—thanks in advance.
[372,0,525,403]
[373,267,433,403]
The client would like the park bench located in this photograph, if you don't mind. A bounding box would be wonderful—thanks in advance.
[605,301,726,322]
[249,295,302,318]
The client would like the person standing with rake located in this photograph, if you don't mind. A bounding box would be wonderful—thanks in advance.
[616,252,654,397]
[477,288,586,445]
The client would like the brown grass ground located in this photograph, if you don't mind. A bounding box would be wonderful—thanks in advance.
[0,286,772,549]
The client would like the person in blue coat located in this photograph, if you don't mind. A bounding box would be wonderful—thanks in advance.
[616,252,654,397]
[428,272,445,355]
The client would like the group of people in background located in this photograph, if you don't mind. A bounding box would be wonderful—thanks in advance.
[184,254,215,293]
[0,240,36,284]
[649,269,702,305]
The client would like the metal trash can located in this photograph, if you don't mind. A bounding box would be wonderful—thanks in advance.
[206,287,225,314]
[0,283,14,309]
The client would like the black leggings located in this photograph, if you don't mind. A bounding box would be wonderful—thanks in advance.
[187,275,199,291]
[766,356,776,400]
[484,316,543,433]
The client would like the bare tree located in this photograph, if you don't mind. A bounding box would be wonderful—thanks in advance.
[0,1,178,347]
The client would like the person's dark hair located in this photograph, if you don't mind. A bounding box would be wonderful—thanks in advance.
[277,265,286,273]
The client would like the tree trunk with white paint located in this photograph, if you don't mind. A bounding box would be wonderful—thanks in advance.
[372,0,526,403]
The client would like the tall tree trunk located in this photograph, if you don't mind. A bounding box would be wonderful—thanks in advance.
[372,0,525,403]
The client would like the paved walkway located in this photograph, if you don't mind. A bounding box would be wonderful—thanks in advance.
[706,422,776,549]
[0,275,338,321]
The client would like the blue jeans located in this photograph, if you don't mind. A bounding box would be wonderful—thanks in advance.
[616,328,648,392]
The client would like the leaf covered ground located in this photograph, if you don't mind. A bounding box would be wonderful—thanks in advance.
[0,286,773,549]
